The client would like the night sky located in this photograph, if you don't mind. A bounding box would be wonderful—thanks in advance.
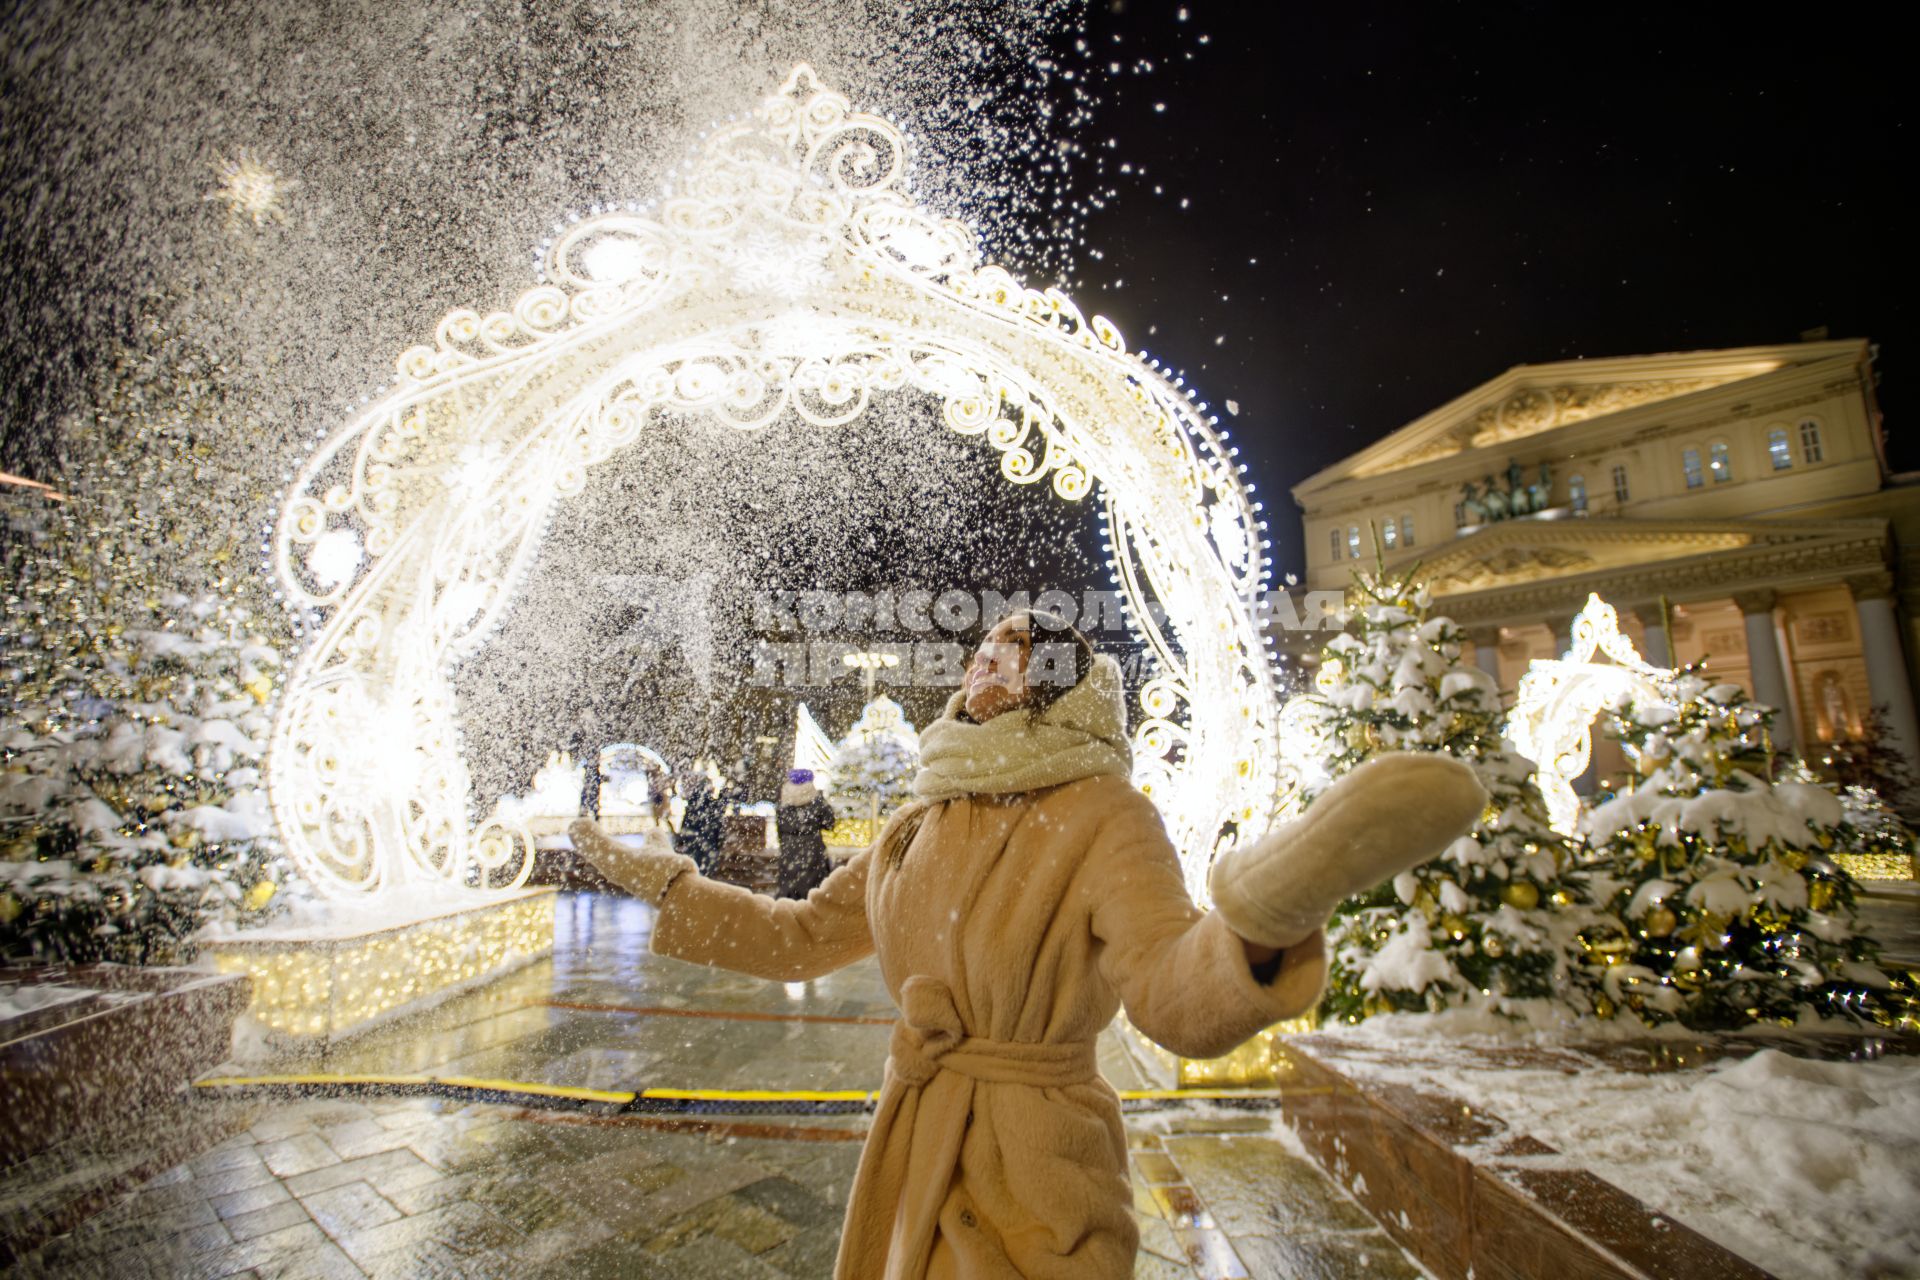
[1,1,1904,592]
[1059,3,1908,579]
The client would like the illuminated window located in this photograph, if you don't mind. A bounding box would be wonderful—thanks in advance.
[1347,525,1361,559]
[1383,518,1398,549]
[1330,528,1342,563]
[1682,447,1703,489]
[1769,428,1793,470]
[1709,442,1732,484]
[1800,419,1824,464]
[1611,464,1630,504]
[1569,474,1587,514]
[1399,514,1415,547]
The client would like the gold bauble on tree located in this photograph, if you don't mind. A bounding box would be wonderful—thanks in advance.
[1644,904,1677,938]
[1579,924,1631,964]
[242,881,277,912]
[1809,879,1837,911]
[1500,881,1540,910]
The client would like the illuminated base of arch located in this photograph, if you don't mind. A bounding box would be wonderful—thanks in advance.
[1116,1014,1319,1090]
[202,889,556,1054]
[1836,851,1917,882]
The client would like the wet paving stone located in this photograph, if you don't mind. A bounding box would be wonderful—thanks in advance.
[9,892,1425,1278]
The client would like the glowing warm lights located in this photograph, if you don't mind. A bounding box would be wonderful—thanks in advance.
[1120,1019,1314,1088]
[267,64,1278,902]
[1507,593,1672,836]
[203,890,556,1043]
[1834,850,1916,882]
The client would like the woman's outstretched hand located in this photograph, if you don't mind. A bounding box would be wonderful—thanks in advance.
[1211,753,1488,951]
[569,817,698,904]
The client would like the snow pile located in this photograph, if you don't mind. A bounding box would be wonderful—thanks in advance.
[196,879,526,942]
[1304,1018,1920,1280]
[1486,1049,1920,1280]
[0,982,97,1022]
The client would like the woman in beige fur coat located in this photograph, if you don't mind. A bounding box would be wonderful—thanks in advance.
[572,611,1485,1279]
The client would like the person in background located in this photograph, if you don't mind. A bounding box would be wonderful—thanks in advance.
[720,759,751,813]
[575,738,602,819]
[774,768,836,900]
[674,771,724,875]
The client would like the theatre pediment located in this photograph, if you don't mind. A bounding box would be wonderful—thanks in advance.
[1368,377,1745,477]
[1294,341,1865,491]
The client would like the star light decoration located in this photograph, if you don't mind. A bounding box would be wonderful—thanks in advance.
[205,151,294,229]
[1507,593,1674,836]
[265,65,1280,902]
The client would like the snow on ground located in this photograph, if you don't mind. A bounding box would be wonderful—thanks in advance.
[1302,1013,1920,1280]
[195,881,543,942]
[0,983,98,1022]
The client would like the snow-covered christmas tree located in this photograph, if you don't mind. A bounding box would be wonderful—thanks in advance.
[1579,676,1895,1028]
[1,594,287,963]
[1291,563,1589,1023]
[828,695,921,827]
[0,293,295,963]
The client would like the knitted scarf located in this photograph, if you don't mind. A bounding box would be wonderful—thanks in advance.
[912,654,1133,802]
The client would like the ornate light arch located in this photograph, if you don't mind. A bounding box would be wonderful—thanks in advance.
[266,65,1280,900]
[1507,593,1672,835]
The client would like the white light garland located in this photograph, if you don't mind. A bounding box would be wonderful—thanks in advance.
[1507,593,1672,836]
[267,64,1279,902]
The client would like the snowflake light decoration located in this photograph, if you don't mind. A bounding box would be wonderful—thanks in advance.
[204,151,293,228]
[266,65,1280,900]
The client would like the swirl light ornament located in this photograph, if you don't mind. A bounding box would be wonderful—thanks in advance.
[1507,593,1674,836]
[267,65,1280,901]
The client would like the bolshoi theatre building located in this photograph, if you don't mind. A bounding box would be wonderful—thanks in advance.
[1290,338,1920,786]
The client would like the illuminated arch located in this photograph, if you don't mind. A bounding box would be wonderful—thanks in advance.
[267,65,1280,901]
[1507,593,1672,835]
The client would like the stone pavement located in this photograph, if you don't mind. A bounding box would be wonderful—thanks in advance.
[10,893,1421,1278]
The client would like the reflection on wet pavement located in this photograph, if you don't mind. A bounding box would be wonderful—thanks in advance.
[9,893,1419,1278]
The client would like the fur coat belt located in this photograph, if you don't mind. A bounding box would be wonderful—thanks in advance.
[867,975,1101,1278]
[885,975,1098,1090]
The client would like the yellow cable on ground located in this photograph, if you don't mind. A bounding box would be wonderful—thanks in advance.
[639,1087,878,1103]
[194,1074,635,1106]
[194,1075,1288,1110]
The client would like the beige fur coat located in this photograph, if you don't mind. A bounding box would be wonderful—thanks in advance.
[649,775,1326,1278]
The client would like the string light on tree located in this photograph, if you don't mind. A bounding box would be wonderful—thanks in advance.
[0,294,295,962]
[1579,673,1898,1028]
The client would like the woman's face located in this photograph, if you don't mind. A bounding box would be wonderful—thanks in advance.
[963,617,1031,723]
